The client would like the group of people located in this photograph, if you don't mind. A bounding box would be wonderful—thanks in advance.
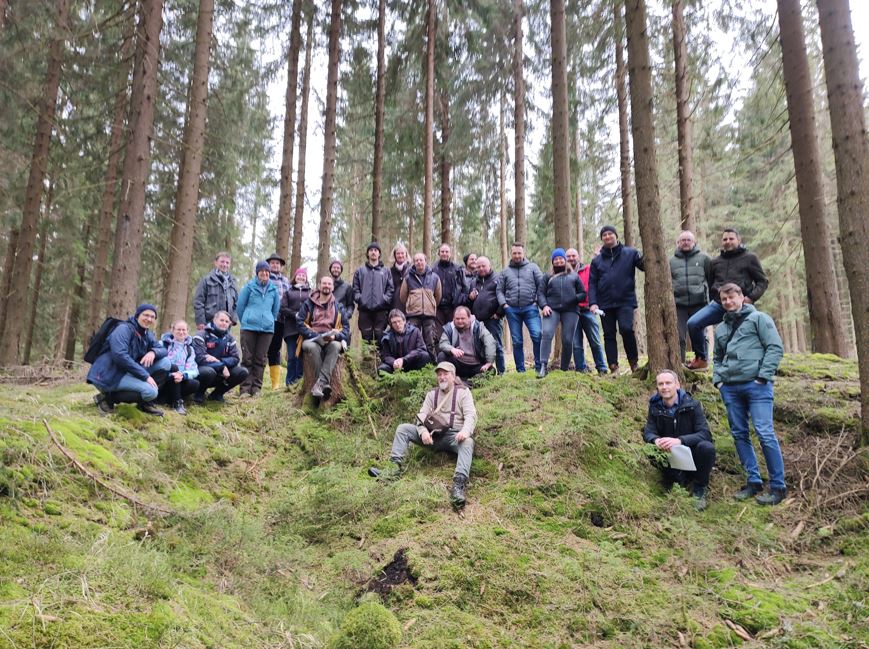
[85,225,787,508]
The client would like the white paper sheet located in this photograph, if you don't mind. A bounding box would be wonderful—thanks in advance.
[668,445,697,472]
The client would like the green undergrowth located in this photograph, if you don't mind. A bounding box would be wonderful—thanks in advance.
[0,354,865,648]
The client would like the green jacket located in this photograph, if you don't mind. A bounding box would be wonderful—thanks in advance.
[713,304,783,384]
[670,246,710,307]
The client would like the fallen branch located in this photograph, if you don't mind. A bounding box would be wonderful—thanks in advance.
[44,419,177,518]
[345,356,378,439]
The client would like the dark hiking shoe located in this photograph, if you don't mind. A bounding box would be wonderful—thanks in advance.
[450,474,468,508]
[536,362,547,379]
[193,393,206,405]
[597,368,608,376]
[311,380,325,399]
[322,383,332,399]
[733,482,764,501]
[608,363,619,375]
[173,400,188,416]
[138,401,164,417]
[368,461,402,481]
[692,487,709,511]
[756,488,787,506]
[629,359,639,373]
[94,393,114,414]
[208,391,225,403]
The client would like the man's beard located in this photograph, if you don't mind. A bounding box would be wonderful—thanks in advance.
[438,379,451,391]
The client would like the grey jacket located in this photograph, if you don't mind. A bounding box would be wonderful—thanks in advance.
[438,320,496,364]
[670,246,711,307]
[496,258,545,309]
[352,262,394,312]
[193,269,239,326]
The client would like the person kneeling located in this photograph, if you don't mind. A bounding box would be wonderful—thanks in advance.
[87,304,171,416]
[378,309,431,374]
[296,275,349,399]
[159,320,200,414]
[642,369,716,510]
[192,311,248,403]
[369,362,477,507]
[436,306,495,380]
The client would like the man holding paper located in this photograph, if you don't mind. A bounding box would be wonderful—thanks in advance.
[643,370,716,510]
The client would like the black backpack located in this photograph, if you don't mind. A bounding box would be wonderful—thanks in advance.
[83,317,124,364]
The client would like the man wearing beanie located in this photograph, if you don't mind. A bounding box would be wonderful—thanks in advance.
[352,242,394,344]
[588,225,645,373]
[87,304,171,416]
[237,261,280,396]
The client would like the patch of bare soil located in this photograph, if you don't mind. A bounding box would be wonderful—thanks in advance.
[365,548,416,597]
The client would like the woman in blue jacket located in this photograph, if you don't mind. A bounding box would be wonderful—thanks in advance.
[236,261,280,396]
[539,249,587,377]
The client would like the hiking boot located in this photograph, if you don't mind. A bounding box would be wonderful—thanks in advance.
[692,486,709,511]
[207,391,225,403]
[138,401,164,417]
[536,362,547,379]
[322,383,332,399]
[629,359,639,373]
[597,368,608,376]
[93,393,114,414]
[311,380,325,399]
[450,474,468,508]
[193,393,206,405]
[733,482,764,501]
[173,400,188,416]
[608,363,619,375]
[368,460,402,481]
[755,487,787,506]
[685,357,709,370]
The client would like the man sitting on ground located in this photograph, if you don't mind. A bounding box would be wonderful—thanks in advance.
[369,361,477,507]
[642,369,716,510]
[379,309,431,374]
[436,306,495,380]
[192,310,248,403]
[296,275,350,399]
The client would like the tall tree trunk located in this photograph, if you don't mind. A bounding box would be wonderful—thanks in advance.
[672,0,695,232]
[0,0,7,31]
[407,189,415,253]
[817,0,869,444]
[777,0,848,356]
[0,0,69,365]
[550,0,571,249]
[614,0,634,248]
[0,227,19,340]
[316,0,343,279]
[513,0,526,244]
[22,202,51,365]
[499,91,509,268]
[86,25,134,340]
[107,0,164,318]
[624,0,682,377]
[291,8,314,273]
[66,255,89,362]
[574,101,584,257]
[371,0,386,242]
[276,0,303,260]
[423,0,435,256]
[162,0,214,331]
[439,88,451,247]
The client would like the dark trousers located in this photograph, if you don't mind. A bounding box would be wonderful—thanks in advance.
[240,330,273,395]
[436,351,485,379]
[158,366,199,403]
[378,354,431,374]
[600,305,638,366]
[407,315,439,359]
[481,318,505,374]
[660,440,716,490]
[434,305,455,346]
[267,320,286,366]
[358,309,389,344]
[676,304,705,362]
[196,365,249,397]
[284,333,303,385]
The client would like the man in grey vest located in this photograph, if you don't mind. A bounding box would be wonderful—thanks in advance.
[669,231,711,364]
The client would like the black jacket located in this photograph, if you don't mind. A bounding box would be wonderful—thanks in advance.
[332,277,355,320]
[380,323,430,366]
[707,246,768,304]
[542,270,586,313]
[280,284,312,337]
[470,271,502,321]
[642,389,713,448]
[434,260,467,308]
[390,263,409,311]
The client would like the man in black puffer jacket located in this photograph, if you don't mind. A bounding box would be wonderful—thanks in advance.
[433,243,468,342]
[642,370,716,510]
[469,256,505,374]
[379,310,431,374]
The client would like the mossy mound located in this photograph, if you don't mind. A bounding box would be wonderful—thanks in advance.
[328,601,402,649]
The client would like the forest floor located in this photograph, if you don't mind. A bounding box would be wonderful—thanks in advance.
[0,353,866,648]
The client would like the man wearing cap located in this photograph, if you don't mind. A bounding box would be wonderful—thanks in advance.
[352,242,394,344]
[437,306,496,380]
[390,243,410,312]
[565,247,608,375]
[193,251,239,330]
[329,259,355,322]
[588,225,645,374]
[266,253,291,389]
[87,304,171,416]
[369,361,478,507]
[280,268,311,386]
[237,261,281,397]
[496,242,545,373]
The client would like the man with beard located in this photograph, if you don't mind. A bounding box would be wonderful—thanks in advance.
[297,275,350,399]
[437,306,496,380]
[462,252,478,295]
[329,259,355,322]
[390,243,410,311]
[352,242,394,344]
[565,248,607,374]
[400,252,442,359]
[669,231,711,365]
[433,243,468,340]
[496,242,545,373]
[193,251,239,330]
[369,361,478,507]
[468,256,505,374]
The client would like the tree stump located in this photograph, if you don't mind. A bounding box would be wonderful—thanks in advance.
[300,350,346,407]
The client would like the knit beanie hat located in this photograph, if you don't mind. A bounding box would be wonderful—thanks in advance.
[294,267,308,280]
[329,259,344,273]
[599,225,618,239]
[366,241,382,254]
[255,260,269,275]
[551,248,567,261]
[135,303,158,319]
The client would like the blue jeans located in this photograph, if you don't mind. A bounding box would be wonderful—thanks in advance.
[116,357,172,402]
[573,310,607,372]
[504,304,542,372]
[284,334,303,385]
[686,301,726,360]
[719,381,786,490]
[482,318,506,375]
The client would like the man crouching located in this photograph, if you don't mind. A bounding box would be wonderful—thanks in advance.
[369,361,477,507]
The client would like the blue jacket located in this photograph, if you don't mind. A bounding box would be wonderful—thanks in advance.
[86,317,167,392]
[588,243,645,309]
[192,323,241,369]
[160,333,199,380]
[237,277,280,333]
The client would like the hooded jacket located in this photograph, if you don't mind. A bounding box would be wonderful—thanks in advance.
[400,265,442,318]
[470,271,502,321]
[438,319,496,364]
[296,291,350,348]
[352,261,394,312]
[713,304,783,385]
[670,246,711,307]
[707,246,768,304]
[496,258,545,309]
[380,323,430,367]
[192,322,241,369]
[237,277,280,333]
[542,269,587,313]
[160,333,199,380]
[280,283,312,337]
[588,243,645,309]
[642,389,713,448]
[193,269,239,326]
[86,317,168,392]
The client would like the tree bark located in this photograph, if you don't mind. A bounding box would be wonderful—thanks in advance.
[371,0,386,242]
[816,0,869,444]
[22,200,51,365]
[0,0,69,365]
[624,0,682,377]
[423,0,435,257]
[107,0,164,319]
[276,0,303,260]
[0,0,7,31]
[671,0,695,232]
[777,0,848,356]
[162,0,214,331]
[513,0,526,244]
[291,8,314,274]
[66,253,89,362]
[316,0,343,279]
[574,102,584,257]
[0,227,19,341]
[614,0,634,248]
[550,0,571,249]
[499,91,509,268]
[439,87,451,247]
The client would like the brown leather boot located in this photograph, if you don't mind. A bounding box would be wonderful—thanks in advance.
[608,363,619,374]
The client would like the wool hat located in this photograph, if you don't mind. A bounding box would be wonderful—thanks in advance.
[366,241,382,254]
[551,247,567,261]
[255,260,270,275]
[135,303,158,319]
[265,252,286,266]
[329,259,344,272]
[599,225,618,239]
[293,267,308,280]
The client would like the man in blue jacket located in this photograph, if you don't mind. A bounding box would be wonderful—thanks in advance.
[192,310,248,403]
[87,304,171,416]
[588,225,645,374]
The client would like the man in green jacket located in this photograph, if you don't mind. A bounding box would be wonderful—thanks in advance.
[669,231,711,364]
[713,283,786,506]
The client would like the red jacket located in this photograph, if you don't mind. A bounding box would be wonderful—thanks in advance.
[576,264,591,309]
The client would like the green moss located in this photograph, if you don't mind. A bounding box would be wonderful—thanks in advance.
[43,501,62,515]
[720,582,806,634]
[327,601,401,649]
[168,484,214,510]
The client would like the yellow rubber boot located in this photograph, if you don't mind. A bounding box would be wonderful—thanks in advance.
[269,365,281,390]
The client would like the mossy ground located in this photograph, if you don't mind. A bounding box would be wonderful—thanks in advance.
[0,353,865,648]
